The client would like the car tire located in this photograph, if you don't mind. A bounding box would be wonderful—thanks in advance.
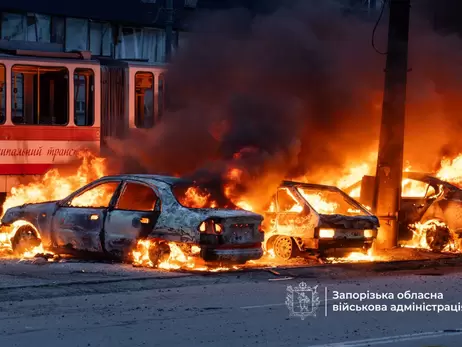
[425,221,451,252]
[11,225,41,256]
[148,241,171,267]
[273,235,296,260]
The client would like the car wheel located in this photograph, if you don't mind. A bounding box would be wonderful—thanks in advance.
[148,241,171,267]
[425,222,451,252]
[11,225,41,256]
[273,235,296,260]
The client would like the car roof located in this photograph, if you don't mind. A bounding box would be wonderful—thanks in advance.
[281,180,340,190]
[100,174,190,186]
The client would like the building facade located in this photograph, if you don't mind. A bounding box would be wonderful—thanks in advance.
[0,0,197,63]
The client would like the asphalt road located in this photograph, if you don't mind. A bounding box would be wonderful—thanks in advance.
[1,258,462,347]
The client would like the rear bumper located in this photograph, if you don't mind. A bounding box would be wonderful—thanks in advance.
[201,244,263,263]
[318,238,374,250]
[316,228,377,248]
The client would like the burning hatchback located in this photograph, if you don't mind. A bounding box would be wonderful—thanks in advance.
[347,172,462,252]
[0,174,264,265]
[263,181,379,260]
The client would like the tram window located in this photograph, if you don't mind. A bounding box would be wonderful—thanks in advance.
[74,68,95,126]
[158,73,164,121]
[135,72,154,128]
[11,65,68,125]
[0,65,5,124]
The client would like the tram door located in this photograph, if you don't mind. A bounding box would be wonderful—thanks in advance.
[100,65,126,155]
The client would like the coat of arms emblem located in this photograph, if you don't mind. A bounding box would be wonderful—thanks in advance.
[285,282,320,320]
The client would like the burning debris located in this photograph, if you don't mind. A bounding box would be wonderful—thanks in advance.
[131,240,238,272]
[405,220,458,253]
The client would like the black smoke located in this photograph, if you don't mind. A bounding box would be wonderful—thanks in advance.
[106,0,462,206]
[106,0,385,208]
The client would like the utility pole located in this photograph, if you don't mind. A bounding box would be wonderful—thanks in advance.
[165,0,174,62]
[372,0,411,249]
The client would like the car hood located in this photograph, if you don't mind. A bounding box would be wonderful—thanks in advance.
[318,214,379,229]
[1,201,59,225]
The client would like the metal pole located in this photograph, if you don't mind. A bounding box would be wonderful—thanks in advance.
[372,0,411,249]
[165,0,174,62]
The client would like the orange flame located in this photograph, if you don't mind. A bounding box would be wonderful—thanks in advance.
[131,240,237,272]
[0,151,107,258]
[436,154,462,186]
[2,151,107,217]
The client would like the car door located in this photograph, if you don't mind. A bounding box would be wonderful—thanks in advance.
[104,180,161,257]
[51,180,122,252]
[399,179,437,239]
[263,195,277,232]
[275,187,314,238]
[401,179,437,223]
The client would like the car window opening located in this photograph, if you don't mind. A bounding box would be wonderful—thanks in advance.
[172,183,238,209]
[296,187,369,216]
[116,182,158,212]
[70,182,120,208]
[277,188,303,213]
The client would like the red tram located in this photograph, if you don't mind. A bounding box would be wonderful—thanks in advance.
[0,49,166,197]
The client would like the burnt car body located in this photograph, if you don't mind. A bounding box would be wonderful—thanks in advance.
[1,174,264,265]
[347,172,462,251]
[263,181,379,260]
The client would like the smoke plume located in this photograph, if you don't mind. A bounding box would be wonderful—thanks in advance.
[107,0,462,205]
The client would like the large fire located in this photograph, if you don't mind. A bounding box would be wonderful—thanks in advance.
[2,151,107,215]
[0,151,107,258]
[336,152,462,253]
[2,147,462,268]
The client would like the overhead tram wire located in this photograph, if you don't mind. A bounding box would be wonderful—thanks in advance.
[371,0,388,55]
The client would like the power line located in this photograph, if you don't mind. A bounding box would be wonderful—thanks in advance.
[371,0,388,55]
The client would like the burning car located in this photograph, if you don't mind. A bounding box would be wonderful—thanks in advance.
[0,174,264,265]
[262,181,379,260]
[346,172,462,252]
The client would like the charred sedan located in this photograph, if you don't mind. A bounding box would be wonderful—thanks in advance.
[1,175,264,265]
[263,181,379,260]
[349,172,462,252]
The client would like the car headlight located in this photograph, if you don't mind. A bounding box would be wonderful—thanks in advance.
[364,229,375,238]
[319,228,335,238]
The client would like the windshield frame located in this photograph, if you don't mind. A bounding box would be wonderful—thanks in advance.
[289,182,373,216]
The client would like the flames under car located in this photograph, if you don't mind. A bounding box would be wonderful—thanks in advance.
[0,175,265,265]
[263,181,379,260]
